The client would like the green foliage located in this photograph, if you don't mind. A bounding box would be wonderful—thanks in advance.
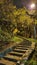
[0,0,37,41]
[0,27,11,41]
[0,19,16,41]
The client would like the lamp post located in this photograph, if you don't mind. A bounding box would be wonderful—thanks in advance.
[30,3,37,39]
[26,3,37,39]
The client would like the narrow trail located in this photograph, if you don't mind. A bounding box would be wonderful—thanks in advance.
[0,40,35,65]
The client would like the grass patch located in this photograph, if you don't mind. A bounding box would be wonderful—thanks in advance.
[11,36,23,43]
[26,38,37,43]
[22,37,37,43]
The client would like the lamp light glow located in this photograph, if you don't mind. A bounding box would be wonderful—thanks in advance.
[30,3,35,9]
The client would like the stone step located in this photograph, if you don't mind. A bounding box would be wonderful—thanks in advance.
[9,52,23,57]
[19,43,31,46]
[9,51,23,55]
[3,56,18,62]
[0,58,16,65]
[14,49,26,51]
[0,63,5,65]
[13,49,26,53]
[15,47,28,50]
[16,47,26,48]
[3,55,22,61]
[17,45,30,48]
[16,46,30,49]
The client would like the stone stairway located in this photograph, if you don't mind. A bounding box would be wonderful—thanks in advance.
[0,41,35,65]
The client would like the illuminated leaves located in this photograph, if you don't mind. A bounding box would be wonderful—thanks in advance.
[0,0,37,40]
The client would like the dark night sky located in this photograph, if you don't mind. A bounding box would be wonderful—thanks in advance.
[13,0,31,8]
[13,0,23,8]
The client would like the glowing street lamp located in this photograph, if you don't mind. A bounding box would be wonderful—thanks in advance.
[26,3,36,39]
[28,3,36,14]
[30,3,35,9]
[30,3,36,39]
